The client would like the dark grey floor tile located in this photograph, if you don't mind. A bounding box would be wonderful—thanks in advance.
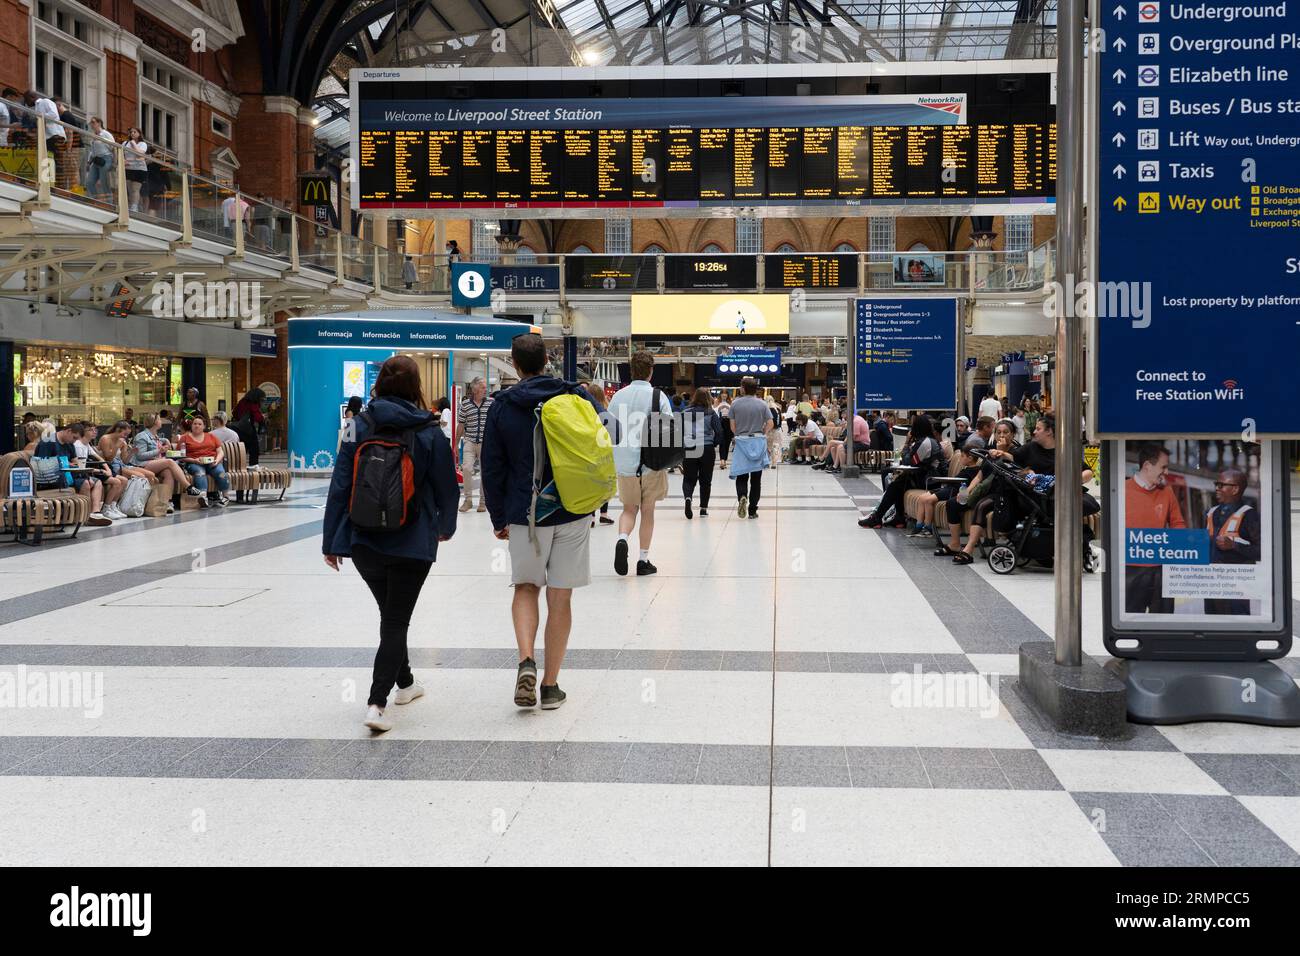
[923,764,1011,790]
[1265,755,1300,784]
[992,748,1064,791]
[1071,792,1184,836]
[0,736,76,771]
[1188,754,1300,797]
[544,742,631,782]
[666,649,724,671]
[92,737,208,776]
[238,648,308,666]
[773,745,850,787]
[162,737,279,777]
[1152,793,1285,841]
[340,738,422,760]
[620,743,702,784]
[824,653,885,674]
[1196,836,1300,867]
[551,648,621,669]
[1099,726,1180,752]
[7,736,135,775]
[383,739,492,781]
[311,755,409,780]
[609,650,675,671]
[774,652,830,673]
[1101,835,1216,867]
[462,740,560,781]
[456,648,519,669]
[231,756,322,779]
[719,651,774,672]
[263,738,350,760]
[695,744,769,786]
[845,746,929,787]
[919,747,1000,768]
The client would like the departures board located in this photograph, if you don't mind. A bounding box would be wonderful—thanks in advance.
[355,85,1056,211]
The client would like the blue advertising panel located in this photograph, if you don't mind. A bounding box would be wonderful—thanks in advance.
[716,347,783,375]
[490,264,559,293]
[854,298,958,410]
[1096,2,1300,436]
[451,262,491,307]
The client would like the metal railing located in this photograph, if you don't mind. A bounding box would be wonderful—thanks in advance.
[0,98,1055,309]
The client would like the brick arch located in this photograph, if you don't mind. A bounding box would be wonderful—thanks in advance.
[685,220,732,253]
[639,218,676,252]
[818,218,860,251]
[764,218,810,252]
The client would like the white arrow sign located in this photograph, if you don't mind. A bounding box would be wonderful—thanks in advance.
[1112,131,1127,146]
[1113,164,1127,178]
[1114,36,1127,51]
[1114,4,1126,17]
[1113,68,1127,82]
[1112,100,1127,114]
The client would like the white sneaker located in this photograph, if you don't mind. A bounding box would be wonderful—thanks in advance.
[394,681,424,705]
[101,504,122,519]
[363,705,392,732]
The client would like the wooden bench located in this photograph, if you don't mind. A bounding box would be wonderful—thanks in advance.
[222,440,291,503]
[0,451,92,544]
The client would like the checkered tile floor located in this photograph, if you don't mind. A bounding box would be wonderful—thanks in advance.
[1,466,1298,866]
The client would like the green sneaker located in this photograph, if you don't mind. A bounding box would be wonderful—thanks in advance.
[540,683,567,710]
[514,657,537,707]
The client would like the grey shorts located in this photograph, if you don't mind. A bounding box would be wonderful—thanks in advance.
[508,520,592,589]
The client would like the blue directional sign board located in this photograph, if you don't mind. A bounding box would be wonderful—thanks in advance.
[490,264,560,293]
[716,347,782,375]
[451,262,491,307]
[855,298,958,410]
[1097,0,1300,435]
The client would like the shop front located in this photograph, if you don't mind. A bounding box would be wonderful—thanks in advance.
[287,311,541,474]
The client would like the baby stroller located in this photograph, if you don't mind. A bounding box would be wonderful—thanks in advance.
[971,450,1099,575]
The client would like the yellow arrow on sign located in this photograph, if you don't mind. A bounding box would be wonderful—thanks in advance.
[1113,195,1127,211]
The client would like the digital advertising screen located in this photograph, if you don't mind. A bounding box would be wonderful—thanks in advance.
[353,71,1056,212]
[631,294,790,343]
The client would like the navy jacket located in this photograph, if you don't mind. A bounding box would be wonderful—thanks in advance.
[322,397,459,562]
[480,375,601,530]
[683,407,722,449]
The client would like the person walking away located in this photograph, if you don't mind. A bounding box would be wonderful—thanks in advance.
[323,355,458,732]
[716,393,732,469]
[729,377,771,519]
[979,391,1002,423]
[481,334,605,710]
[585,382,615,525]
[457,377,493,513]
[605,348,674,576]
[402,255,417,289]
[681,387,721,518]
[233,387,265,467]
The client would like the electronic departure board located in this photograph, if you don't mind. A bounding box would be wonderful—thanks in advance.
[564,255,657,292]
[663,255,759,291]
[355,87,1056,211]
[764,254,859,290]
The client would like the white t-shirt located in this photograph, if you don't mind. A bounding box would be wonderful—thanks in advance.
[34,97,63,139]
[802,420,825,444]
[784,403,796,421]
[124,139,148,171]
[211,426,240,444]
[440,408,452,440]
[979,396,1002,421]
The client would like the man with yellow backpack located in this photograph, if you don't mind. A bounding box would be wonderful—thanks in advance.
[481,333,615,711]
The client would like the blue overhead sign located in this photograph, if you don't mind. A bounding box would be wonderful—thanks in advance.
[855,298,959,410]
[1095,1,1300,436]
[249,332,277,357]
[451,262,491,307]
[490,264,559,293]
[716,347,782,375]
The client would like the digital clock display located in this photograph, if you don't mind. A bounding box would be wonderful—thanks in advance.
[663,255,758,290]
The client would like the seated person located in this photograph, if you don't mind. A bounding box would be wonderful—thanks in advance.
[20,420,46,453]
[860,414,946,529]
[178,415,230,507]
[209,411,241,444]
[791,413,825,464]
[910,446,981,539]
[32,422,112,526]
[813,411,872,474]
[76,422,130,519]
[951,419,1018,563]
[132,412,198,500]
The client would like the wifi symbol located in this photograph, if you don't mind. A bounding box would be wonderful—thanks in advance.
[1222,379,1238,389]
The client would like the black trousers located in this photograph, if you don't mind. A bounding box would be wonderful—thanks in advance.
[351,545,432,706]
[872,471,922,521]
[1125,565,1173,615]
[735,470,762,512]
[682,447,716,507]
[718,420,731,461]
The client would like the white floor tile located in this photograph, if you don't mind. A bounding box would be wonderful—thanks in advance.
[1040,749,1228,795]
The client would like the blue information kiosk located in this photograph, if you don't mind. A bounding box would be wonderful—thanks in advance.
[287,311,539,473]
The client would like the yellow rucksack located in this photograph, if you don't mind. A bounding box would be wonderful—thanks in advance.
[528,393,616,539]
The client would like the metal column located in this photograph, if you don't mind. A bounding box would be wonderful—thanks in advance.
[1054,0,1087,667]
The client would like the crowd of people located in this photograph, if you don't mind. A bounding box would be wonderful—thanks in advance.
[17,387,268,526]
[322,344,1073,733]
